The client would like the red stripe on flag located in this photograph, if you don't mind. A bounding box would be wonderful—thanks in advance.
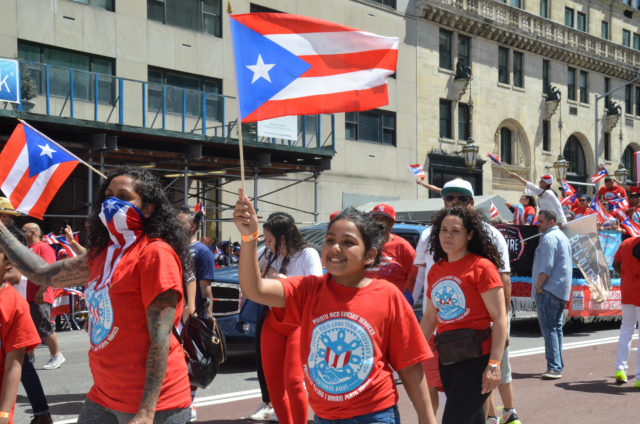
[27,161,78,219]
[299,50,398,77]
[243,85,389,122]
[8,168,35,208]
[0,125,27,185]
[232,13,357,34]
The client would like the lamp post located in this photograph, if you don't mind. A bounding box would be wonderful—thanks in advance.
[462,138,479,168]
[553,154,569,181]
[615,163,628,185]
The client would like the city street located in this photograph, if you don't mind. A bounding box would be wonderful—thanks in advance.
[15,318,637,424]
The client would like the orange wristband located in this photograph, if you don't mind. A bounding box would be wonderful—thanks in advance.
[488,360,501,368]
[241,231,259,242]
[0,412,10,418]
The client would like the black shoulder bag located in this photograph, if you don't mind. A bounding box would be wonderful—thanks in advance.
[173,299,227,389]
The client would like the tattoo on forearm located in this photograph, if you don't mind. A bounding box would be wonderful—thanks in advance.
[0,225,89,287]
[140,290,179,413]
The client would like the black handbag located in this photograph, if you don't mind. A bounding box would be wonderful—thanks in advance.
[173,302,227,389]
[434,328,491,366]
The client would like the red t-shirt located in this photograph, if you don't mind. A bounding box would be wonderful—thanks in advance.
[0,284,41,423]
[597,185,627,203]
[364,235,416,293]
[571,204,596,219]
[85,236,190,413]
[427,253,503,355]
[281,274,432,420]
[26,241,56,304]
[613,237,640,306]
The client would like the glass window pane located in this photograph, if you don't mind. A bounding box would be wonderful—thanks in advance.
[345,112,357,123]
[568,68,576,100]
[542,60,549,94]
[540,0,548,18]
[565,8,574,27]
[167,0,199,31]
[513,52,523,87]
[623,30,631,47]
[148,0,165,22]
[439,100,451,139]
[382,113,395,129]
[498,47,509,84]
[602,21,609,39]
[439,29,452,70]
[18,43,41,62]
[636,87,640,116]
[458,35,471,68]
[577,12,586,32]
[500,128,512,164]
[358,112,381,142]
[345,123,356,140]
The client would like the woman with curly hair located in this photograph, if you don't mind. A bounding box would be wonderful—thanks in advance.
[0,166,192,424]
[420,207,507,424]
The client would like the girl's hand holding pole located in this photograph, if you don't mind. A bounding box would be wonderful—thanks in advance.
[234,188,259,237]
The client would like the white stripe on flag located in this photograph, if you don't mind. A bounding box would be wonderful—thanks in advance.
[266,31,399,56]
[327,350,335,367]
[16,163,61,214]
[0,145,29,197]
[271,68,392,101]
[336,352,346,369]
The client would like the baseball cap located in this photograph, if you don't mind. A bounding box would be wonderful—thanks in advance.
[540,175,553,185]
[441,179,474,198]
[370,204,396,222]
[0,197,19,216]
[329,211,340,221]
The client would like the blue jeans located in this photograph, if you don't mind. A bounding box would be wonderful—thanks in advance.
[314,404,400,424]
[536,290,566,372]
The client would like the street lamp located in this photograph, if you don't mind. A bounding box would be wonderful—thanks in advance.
[553,154,569,181]
[615,163,628,185]
[462,138,479,168]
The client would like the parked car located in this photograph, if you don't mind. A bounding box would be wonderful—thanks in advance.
[212,222,428,355]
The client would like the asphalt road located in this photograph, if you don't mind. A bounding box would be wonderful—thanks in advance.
[14,317,633,424]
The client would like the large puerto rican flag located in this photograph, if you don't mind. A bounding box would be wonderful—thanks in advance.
[0,122,79,219]
[229,13,398,122]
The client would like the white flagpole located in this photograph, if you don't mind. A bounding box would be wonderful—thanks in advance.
[228,2,246,193]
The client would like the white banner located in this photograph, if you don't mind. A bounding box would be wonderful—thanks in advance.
[257,115,298,141]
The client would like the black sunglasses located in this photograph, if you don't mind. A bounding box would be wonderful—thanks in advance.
[443,194,470,203]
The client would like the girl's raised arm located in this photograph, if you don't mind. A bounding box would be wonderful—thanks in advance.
[234,189,286,307]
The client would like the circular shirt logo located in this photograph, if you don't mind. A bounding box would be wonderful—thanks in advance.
[85,281,114,345]
[431,279,466,321]
[308,318,374,395]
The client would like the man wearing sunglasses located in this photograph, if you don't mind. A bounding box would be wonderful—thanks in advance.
[571,196,595,220]
[414,179,520,424]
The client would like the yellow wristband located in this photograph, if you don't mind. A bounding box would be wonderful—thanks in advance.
[0,412,10,418]
[241,231,259,242]
[488,360,501,368]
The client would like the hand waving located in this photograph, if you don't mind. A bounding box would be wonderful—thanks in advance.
[233,188,259,237]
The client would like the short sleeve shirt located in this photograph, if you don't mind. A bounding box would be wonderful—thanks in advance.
[597,185,627,203]
[190,241,216,306]
[364,235,416,293]
[85,236,191,413]
[427,254,503,354]
[26,241,56,304]
[613,237,640,306]
[280,274,432,420]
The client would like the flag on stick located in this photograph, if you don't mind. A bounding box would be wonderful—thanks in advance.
[487,153,503,166]
[194,202,205,215]
[229,13,398,122]
[590,197,611,224]
[0,122,80,219]
[489,200,499,219]
[621,217,640,237]
[590,165,608,183]
[407,164,425,180]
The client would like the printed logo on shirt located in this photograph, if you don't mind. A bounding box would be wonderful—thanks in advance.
[431,277,467,321]
[85,279,116,349]
[307,317,374,396]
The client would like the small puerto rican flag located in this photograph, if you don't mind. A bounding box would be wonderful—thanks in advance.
[326,347,351,369]
[407,163,425,180]
[590,165,608,183]
[489,200,499,219]
[194,202,205,215]
[487,153,503,166]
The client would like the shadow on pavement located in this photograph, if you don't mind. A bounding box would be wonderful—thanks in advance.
[556,380,638,395]
[196,421,313,424]
[17,393,86,415]
[511,371,542,379]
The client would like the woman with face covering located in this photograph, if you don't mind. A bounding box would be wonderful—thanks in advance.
[253,212,322,424]
[0,166,192,424]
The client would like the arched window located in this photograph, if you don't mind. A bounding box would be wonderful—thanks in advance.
[623,146,637,184]
[563,135,587,181]
[500,128,513,164]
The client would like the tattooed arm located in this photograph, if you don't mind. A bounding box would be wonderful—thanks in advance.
[126,290,180,424]
[0,223,90,288]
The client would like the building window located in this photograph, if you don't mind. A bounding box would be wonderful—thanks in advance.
[513,51,524,88]
[626,85,633,114]
[500,128,513,164]
[542,60,550,94]
[148,67,223,119]
[18,40,115,103]
[568,67,576,101]
[510,0,522,8]
[623,146,637,183]
[579,70,588,103]
[70,0,114,11]
[605,77,611,105]
[540,0,548,18]
[542,119,551,151]
[345,110,396,145]
[604,132,611,161]
[564,136,587,180]
[636,87,640,116]
[577,12,586,32]
[458,35,471,69]
[623,29,631,47]
[458,103,470,141]
[148,0,222,38]
[440,99,453,139]
[602,21,609,39]
[439,29,453,70]
[369,0,396,7]
[498,47,509,84]
[634,33,640,50]
[565,8,574,27]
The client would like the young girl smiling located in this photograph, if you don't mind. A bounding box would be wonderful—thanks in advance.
[234,190,436,424]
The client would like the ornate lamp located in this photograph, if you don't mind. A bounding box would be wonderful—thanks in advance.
[553,154,569,181]
[462,138,479,168]
[615,163,628,185]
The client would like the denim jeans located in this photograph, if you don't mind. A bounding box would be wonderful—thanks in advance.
[536,290,566,372]
[21,353,49,415]
[314,404,400,424]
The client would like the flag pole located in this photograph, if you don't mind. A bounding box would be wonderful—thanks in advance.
[18,119,107,179]
[228,1,246,193]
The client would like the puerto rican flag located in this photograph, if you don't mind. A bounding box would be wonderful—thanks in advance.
[229,13,398,122]
[194,202,205,215]
[590,165,608,183]
[51,288,71,317]
[44,232,79,258]
[590,197,611,224]
[621,217,640,237]
[487,153,503,166]
[489,200,499,219]
[560,179,576,197]
[326,347,351,369]
[0,121,79,220]
[408,163,425,180]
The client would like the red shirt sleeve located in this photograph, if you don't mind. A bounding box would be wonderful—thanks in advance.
[597,186,606,196]
[386,292,433,370]
[475,259,503,294]
[280,275,311,326]
[138,240,184,309]
[400,240,416,276]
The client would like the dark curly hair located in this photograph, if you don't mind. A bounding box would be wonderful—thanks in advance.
[428,207,504,269]
[262,212,308,275]
[523,195,537,209]
[86,166,193,281]
[327,207,385,268]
